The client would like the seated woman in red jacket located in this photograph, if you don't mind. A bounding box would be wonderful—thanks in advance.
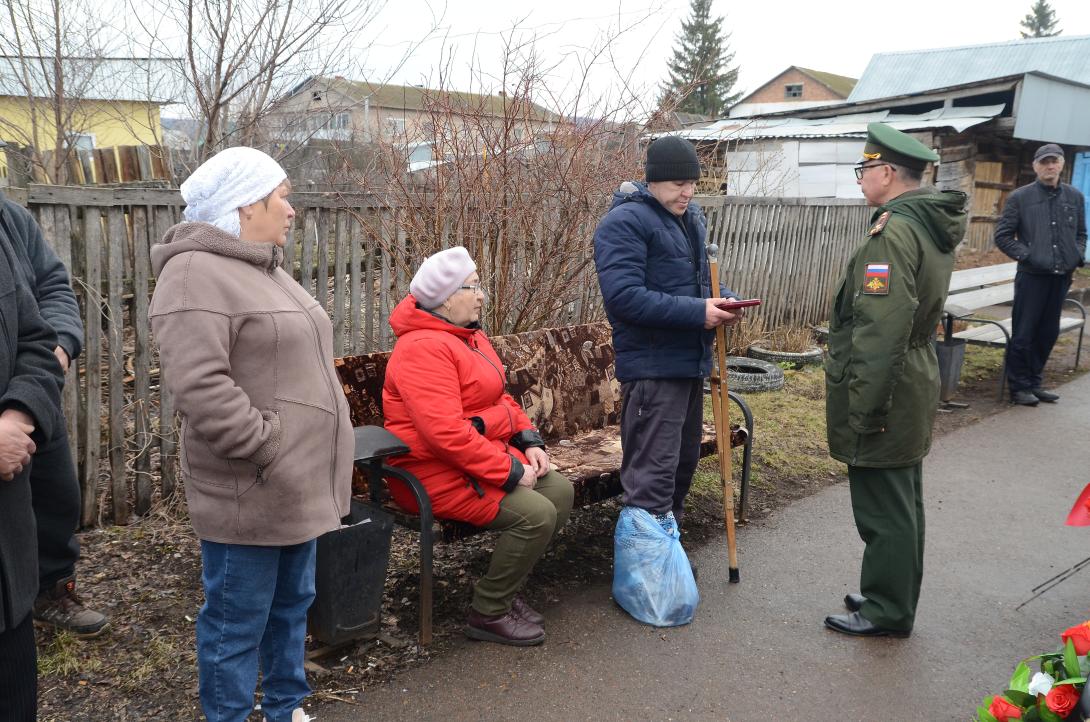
[383,246,574,647]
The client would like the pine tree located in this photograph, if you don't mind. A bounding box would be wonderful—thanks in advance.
[659,0,740,118]
[1020,0,1061,38]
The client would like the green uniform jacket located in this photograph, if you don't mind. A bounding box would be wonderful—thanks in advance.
[826,188,968,468]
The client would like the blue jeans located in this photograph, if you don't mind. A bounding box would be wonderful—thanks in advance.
[197,540,316,722]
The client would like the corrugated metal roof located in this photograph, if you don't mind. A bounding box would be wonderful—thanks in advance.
[662,105,1005,142]
[0,57,184,103]
[849,35,1090,102]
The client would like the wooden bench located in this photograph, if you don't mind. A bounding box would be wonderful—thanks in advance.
[942,262,1086,400]
[335,321,753,644]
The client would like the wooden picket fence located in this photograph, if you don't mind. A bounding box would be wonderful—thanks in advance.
[13,185,869,526]
[701,196,872,327]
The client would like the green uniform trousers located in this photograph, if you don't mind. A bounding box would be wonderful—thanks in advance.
[848,462,924,633]
[473,470,574,616]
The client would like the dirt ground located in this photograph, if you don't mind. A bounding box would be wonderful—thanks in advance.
[36,334,1089,721]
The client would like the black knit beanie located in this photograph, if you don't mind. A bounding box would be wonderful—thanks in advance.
[644,136,700,182]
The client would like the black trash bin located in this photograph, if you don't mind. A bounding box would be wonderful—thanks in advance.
[309,499,394,646]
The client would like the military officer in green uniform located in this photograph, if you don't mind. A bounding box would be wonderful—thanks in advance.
[823,123,967,637]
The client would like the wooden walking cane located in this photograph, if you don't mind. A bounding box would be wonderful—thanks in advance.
[706,243,740,583]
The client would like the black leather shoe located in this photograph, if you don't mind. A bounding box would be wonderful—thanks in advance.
[1010,390,1039,406]
[1032,388,1059,403]
[844,593,866,613]
[824,612,911,638]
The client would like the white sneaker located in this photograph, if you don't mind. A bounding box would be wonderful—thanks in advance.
[263,711,313,722]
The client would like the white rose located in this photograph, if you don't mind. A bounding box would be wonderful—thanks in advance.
[1028,671,1055,697]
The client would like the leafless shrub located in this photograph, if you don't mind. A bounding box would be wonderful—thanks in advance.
[347,37,662,334]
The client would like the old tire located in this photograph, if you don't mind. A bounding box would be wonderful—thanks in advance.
[725,356,785,393]
[747,344,825,369]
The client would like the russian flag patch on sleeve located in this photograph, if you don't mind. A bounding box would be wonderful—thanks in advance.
[863,263,891,295]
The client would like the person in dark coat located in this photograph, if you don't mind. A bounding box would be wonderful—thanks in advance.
[383,246,574,647]
[993,143,1087,406]
[823,123,967,638]
[593,136,741,532]
[0,236,65,721]
[0,190,109,638]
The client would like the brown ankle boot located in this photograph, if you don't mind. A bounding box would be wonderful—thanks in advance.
[465,608,545,646]
[511,595,545,625]
[34,576,110,638]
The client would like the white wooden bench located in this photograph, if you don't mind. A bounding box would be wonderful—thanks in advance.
[942,262,1086,400]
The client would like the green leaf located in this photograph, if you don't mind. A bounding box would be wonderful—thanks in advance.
[976,706,998,722]
[1052,676,1086,685]
[1004,689,1035,707]
[1038,701,1063,722]
[1065,638,1081,678]
[1010,662,1032,692]
[1024,705,1042,722]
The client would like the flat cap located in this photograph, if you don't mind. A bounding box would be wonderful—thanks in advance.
[861,123,939,172]
[1033,143,1063,162]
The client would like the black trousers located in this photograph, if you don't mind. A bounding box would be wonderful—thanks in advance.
[30,426,81,592]
[618,378,704,518]
[1006,271,1073,393]
[0,612,37,721]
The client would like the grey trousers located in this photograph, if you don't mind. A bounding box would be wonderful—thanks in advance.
[619,378,704,517]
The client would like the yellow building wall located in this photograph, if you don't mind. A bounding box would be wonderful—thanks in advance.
[0,96,162,148]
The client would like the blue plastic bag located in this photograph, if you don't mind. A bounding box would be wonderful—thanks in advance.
[612,506,699,626]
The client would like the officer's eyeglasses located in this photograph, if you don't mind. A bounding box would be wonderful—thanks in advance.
[854,163,892,180]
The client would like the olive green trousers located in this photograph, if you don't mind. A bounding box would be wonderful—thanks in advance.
[472,470,574,617]
[848,462,924,633]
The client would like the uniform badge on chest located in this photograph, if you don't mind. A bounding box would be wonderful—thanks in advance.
[863,263,891,295]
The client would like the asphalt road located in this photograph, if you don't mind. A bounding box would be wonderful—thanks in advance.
[318,374,1090,722]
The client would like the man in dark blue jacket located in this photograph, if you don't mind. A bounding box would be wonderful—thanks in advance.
[593,136,740,526]
[994,143,1088,406]
[0,192,108,637]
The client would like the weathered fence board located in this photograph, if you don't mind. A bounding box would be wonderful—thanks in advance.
[23,185,869,525]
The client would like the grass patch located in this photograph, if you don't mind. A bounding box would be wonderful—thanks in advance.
[961,344,1005,382]
[691,366,843,518]
[119,634,188,693]
[38,631,102,678]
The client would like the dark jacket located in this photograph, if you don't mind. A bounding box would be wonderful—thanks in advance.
[383,295,540,527]
[994,180,1087,275]
[0,191,84,359]
[0,239,64,633]
[593,182,735,383]
[826,188,967,468]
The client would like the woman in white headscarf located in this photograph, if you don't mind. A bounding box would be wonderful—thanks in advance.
[149,147,352,722]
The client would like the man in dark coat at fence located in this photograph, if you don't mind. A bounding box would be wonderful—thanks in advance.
[593,136,741,532]
[824,123,967,638]
[993,143,1087,406]
[0,189,109,638]
[0,232,65,721]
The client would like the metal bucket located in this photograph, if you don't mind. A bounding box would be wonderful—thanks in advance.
[935,338,967,403]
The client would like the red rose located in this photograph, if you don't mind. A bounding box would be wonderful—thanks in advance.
[1045,684,1080,719]
[1060,622,1090,656]
[988,695,1023,721]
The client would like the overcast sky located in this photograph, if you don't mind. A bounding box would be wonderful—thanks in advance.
[355,0,1090,113]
